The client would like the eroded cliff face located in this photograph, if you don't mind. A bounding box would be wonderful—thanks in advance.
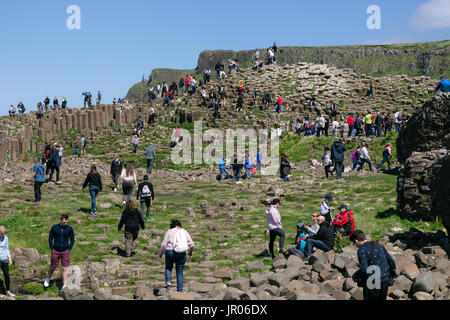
[197,42,449,78]
[396,93,450,235]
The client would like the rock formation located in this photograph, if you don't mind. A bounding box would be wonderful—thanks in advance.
[397,93,450,235]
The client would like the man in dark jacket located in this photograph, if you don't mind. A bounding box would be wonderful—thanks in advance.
[331,140,347,180]
[136,175,155,220]
[304,216,334,259]
[350,230,396,301]
[44,214,75,289]
[110,156,122,192]
[48,143,62,184]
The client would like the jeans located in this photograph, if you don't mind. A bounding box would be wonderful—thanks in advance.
[140,198,151,219]
[146,159,154,173]
[296,128,301,136]
[234,166,242,181]
[376,157,391,170]
[49,166,60,182]
[245,168,251,179]
[358,158,373,171]
[112,173,120,189]
[34,181,44,201]
[122,181,134,202]
[335,161,344,179]
[89,185,100,211]
[219,168,230,180]
[257,161,261,171]
[352,159,359,171]
[133,143,138,153]
[395,123,401,133]
[376,126,382,137]
[348,125,354,137]
[269,228,285,257]
[165,250,187,292]
[305,239,330,257]
[1,261,11,291]
[280,171,290,182]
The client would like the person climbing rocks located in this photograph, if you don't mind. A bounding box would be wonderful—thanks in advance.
[136,175,155,220]
[81,135,87,156]
[82,164,102,215]
[120,163,137,206]
[118,200,145,257]
[266,199,285,258]
[376,143,392,171]
[358,143,373,172]
[322,146,333,179]
[351,146,362,171]
[158,219,194,293]
[48,143,62,184]
[145,143,156,174]
[110,155,122,192]
[280,153,291,182]
[132,135,139,153]
[331,140,346,180]
[44,214,75,290]
[32,157,46,202]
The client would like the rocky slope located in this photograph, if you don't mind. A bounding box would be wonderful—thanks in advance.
[397,93,450,233]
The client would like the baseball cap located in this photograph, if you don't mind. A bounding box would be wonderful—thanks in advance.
[325,194,333,202]
[338,204,348,210]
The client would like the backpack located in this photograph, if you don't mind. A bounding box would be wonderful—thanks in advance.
[141,184,152,198]
[174,229,188,253]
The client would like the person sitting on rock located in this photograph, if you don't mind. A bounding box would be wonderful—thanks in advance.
[435,75,450,94]
[306,213,321,236]
[303,215,335,260]
[295,222,309,252]
[332,204,355,236]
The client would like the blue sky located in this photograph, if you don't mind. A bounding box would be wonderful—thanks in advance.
[0,0,449,116]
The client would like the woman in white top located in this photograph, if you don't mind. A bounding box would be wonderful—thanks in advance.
[121,163,137,205]
[158,220,194,293]
[357,143,373,172]
[0,226,15,297]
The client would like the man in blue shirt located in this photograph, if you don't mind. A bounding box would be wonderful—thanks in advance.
[350,230,396,301]
[44,214,75,290]
[435,76,450,94]
[32,157,46,202]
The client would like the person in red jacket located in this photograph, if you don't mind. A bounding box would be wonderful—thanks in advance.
[184,75,191,93]
[347,115,355,137]
[274,96,283,113]
[332,204,355,236]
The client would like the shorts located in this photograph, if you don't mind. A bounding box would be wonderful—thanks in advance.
[51,249,70,268]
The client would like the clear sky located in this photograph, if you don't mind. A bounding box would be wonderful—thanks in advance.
[1,0,449,115]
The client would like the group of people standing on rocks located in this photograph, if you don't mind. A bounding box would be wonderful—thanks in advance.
[266,193,396,300]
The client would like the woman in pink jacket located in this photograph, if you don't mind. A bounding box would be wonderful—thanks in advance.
[266,199,285,258]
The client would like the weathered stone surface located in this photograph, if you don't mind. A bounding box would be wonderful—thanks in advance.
[94,289,112,300]
[412,272,436,294]
[412,292,434,300]
[227,278,250,292]
[11,247,40,267]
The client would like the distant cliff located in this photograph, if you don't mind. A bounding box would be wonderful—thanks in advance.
[126,40,449,103]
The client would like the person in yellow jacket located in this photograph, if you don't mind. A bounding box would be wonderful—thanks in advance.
[364,112,374,137]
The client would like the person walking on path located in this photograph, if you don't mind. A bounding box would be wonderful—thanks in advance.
[32,157,46,202]
[322,147,333,179]
[48,143,62,184]
[158,220,194,293]
[244,152,252,179]
[280,153,291,182]
[376,143,392,171]
[358,143,373,172]
[132,135,139,153]
[218,157,230,181]
[120,163,137,206]
[43,214,75,290]
[232,152,243,184]
[0,226,15,297]
[351,146,362,171]
[136,175,154,221]
[331,140,347,180]
[266,199,285,258]
[82,164,102,215]
[4,150,9,171]
[118,200,145,257]
[110,155,122,192]
[303,216,335,259]
[80,136,87,156]
[350,230,396,301]
[145,143,156,174]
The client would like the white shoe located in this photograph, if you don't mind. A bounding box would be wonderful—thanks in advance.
[114,188,117,192]
[122,201,126,205]
[44,279,50,288]
[61,285,67,290]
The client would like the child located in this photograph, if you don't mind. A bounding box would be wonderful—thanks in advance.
[295,222,308,252]
[74,143,79,157]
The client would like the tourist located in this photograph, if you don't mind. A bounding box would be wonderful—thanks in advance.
[61,97,67,109]
[280,153,291,182]
[376,143,392,171]
[120,163,137,206]
[44,96,50,111]
[274,95,283,113]
[367,83,374,99]
[218,157,230,181]
[9,105,16,117]
[394,110,402,133]
[98,91,102,104]
[295,119,302,136]
[358,143,373,172]
[145,143,156,174]
[309,96,317,107]
[132,135,139,153]
[347,114,355,137]
[81,135,86,156]
[74,143,79,157]
[244,152,252,179]
[306,213,320,236]
[303,215,334,259]
[364,111,374,137]
[256,151,262,172]
[48,143,62,184]
[184,75,191,93]
[435,76,450,94]
[53,97,59,110]
[294,222,308,253]
[331,139,346,180]
[375,112,383,137]
[158,220,194,293]
[44,214,75,290]
[266,199,285,258]
[58,144,64,159]
[322,146,333,179]
[232,152,243,184]
[350,230,396,301]
[267,47,275,64]
[118,200,145,257]
[136,175,154,220]
[82,164,102,215]
[331,118,340,138]
[332,205,355,236]
[355,115,363,136]
[148,107,155,124]
[351,146,362,171]
[324,116,330,137]
[316,114,325,137]
[32,157,46,203]
[110,155,122,192]
[3,150,9,171]
[263,92,271,110]
[0,226,15,297]
[319,194,334,224]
